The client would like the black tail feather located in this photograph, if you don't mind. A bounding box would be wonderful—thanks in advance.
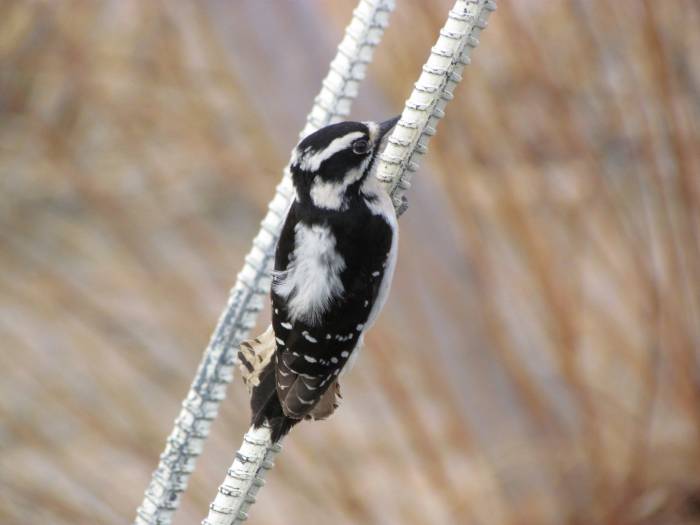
[250,361,299,442]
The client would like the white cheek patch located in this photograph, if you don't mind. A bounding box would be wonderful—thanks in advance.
[310,179,346,210]
[297,132,364,172]
[309,159,369,210]
[273,223,346,325]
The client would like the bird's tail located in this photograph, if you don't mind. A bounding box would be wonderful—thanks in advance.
[238,326,297,442]
[237,325,343,442]
[249,361,299,442]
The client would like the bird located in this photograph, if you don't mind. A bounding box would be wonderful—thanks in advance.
[237,116,400,442]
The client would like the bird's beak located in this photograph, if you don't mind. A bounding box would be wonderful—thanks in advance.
[377,115,401,143]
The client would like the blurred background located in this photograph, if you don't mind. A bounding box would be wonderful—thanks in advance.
[1,1,699,524]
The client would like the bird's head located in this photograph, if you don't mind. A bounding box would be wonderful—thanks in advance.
[290,116,400,210]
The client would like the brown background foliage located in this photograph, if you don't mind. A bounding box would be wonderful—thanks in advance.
[1,1,699,524]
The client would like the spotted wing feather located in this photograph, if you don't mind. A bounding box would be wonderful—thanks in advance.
[252,191,395,437]
[271,229,390,419]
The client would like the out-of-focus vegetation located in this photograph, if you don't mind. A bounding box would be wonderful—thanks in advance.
[1,1,699,524]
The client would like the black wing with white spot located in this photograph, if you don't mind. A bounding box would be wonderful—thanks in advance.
[271,306,363,419]
[270,202,394,419]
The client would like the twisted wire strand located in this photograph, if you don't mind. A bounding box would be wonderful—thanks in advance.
[376,0,497,213]
[201,1,496,524]
[134,1,395,524]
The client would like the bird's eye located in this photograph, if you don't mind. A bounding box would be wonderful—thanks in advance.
[352,139,370,155]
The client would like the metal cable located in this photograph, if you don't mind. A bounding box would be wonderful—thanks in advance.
[376,0,497,213]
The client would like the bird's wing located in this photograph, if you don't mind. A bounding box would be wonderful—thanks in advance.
[272,317,359,419]
[270,202,395,419]
[271,247,391,419]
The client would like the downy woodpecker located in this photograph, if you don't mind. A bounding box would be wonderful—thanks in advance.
[239,117,400,441]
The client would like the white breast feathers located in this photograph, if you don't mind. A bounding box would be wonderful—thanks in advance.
[273,223,346,325]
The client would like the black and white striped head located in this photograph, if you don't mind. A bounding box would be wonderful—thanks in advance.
[290,117,399,210]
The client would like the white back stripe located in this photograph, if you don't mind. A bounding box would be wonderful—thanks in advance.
[273,223,346,325]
